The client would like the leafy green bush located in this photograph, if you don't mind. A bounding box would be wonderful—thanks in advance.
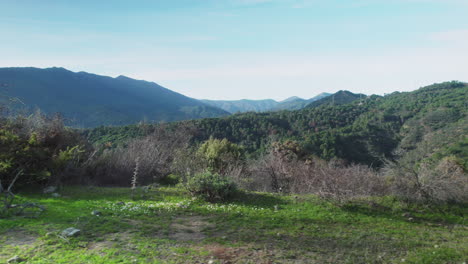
[0,129,51,186]
[185,172,237,202]
[197,137,244,174]
[0,113,90,187]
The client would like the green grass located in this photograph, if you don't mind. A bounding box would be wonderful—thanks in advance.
[1,186,467,263]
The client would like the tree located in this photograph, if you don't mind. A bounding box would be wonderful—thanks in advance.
[197,137,244,174]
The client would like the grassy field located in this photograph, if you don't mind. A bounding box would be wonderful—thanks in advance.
[1,186,467,263]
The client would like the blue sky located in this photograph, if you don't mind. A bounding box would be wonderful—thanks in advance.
[1,0,467,100]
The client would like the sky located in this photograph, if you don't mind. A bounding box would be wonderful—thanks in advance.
[1,0,467,100]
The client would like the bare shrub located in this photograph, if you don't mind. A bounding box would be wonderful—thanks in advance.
[386,157,468,203]
[170,147,208,182]
[243,142,388,203]
[310,163,388,203]
[87,124,197,185]
[1,170,45,218]
[245,152,293,193]
[0,170,22,216]
[6,111,86,151]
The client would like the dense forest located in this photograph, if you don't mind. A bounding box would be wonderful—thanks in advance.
[86,81,467,170]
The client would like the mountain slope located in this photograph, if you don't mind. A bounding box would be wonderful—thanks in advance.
[87,81,468,169]
[201,99,278,113]
[306,90,364,108]
[193,82,467,167]
[202,93,332,113]
[0,67,229,127]
[273,92,332,111]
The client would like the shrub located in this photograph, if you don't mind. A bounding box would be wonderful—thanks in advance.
[197,138,244,174]
[159,174,181,185]
[185,172,237,202]
[0,112,90,187]
[386,156,468,203]
[86,124,196,185]
[246,150,388,203]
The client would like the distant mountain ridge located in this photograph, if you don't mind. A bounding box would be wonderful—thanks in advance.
[202,92,332,113]
[306,90,365,108]
[200,99,278,113]
[272,92,332,111]
[0,67,229,127]
[0,67,365,127]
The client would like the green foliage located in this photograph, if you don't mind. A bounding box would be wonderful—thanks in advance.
[52,145,85,172]
[0,114,89,187]
[185,171,237,202]
[0,128,51,185]
[197,138,244,173]
[306,90,364,108]
[86,81,467,169]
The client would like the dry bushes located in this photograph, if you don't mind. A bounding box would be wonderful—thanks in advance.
[386,157,468,203]
[86,124,197,185]
[244,149,388,203]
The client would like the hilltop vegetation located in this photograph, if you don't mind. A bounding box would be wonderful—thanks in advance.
[87,81,467,169]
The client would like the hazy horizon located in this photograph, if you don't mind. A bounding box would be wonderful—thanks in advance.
[1,0,467,100]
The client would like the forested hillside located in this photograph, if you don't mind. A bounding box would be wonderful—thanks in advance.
[0,67,229,127]
[87,82,467,169]
[305,90,365,108]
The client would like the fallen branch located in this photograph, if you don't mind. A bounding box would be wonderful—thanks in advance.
[1,170,45,218]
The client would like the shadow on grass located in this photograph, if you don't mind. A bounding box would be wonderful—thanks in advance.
[18,185,190,203]
[229,191,287,208]
[205,220,413,263]
[340,200,466,225]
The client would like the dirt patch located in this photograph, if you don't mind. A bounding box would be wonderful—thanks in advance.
[169,215,214,242]
[87,230,136,255]
[202,244,282,264]
[123,219,145,226]
[88,240,115,252]
[2,229,37,246]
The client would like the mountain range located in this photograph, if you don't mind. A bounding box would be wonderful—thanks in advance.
[305,90,366,108]
[0,67,363,127]
[201,92,332,113]
[0,67,229,127]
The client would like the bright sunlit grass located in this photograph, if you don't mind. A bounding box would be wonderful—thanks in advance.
[1,186,466,263]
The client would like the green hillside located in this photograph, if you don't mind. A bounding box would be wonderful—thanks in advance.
[306,90,365,108]
[87,82,468,169]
